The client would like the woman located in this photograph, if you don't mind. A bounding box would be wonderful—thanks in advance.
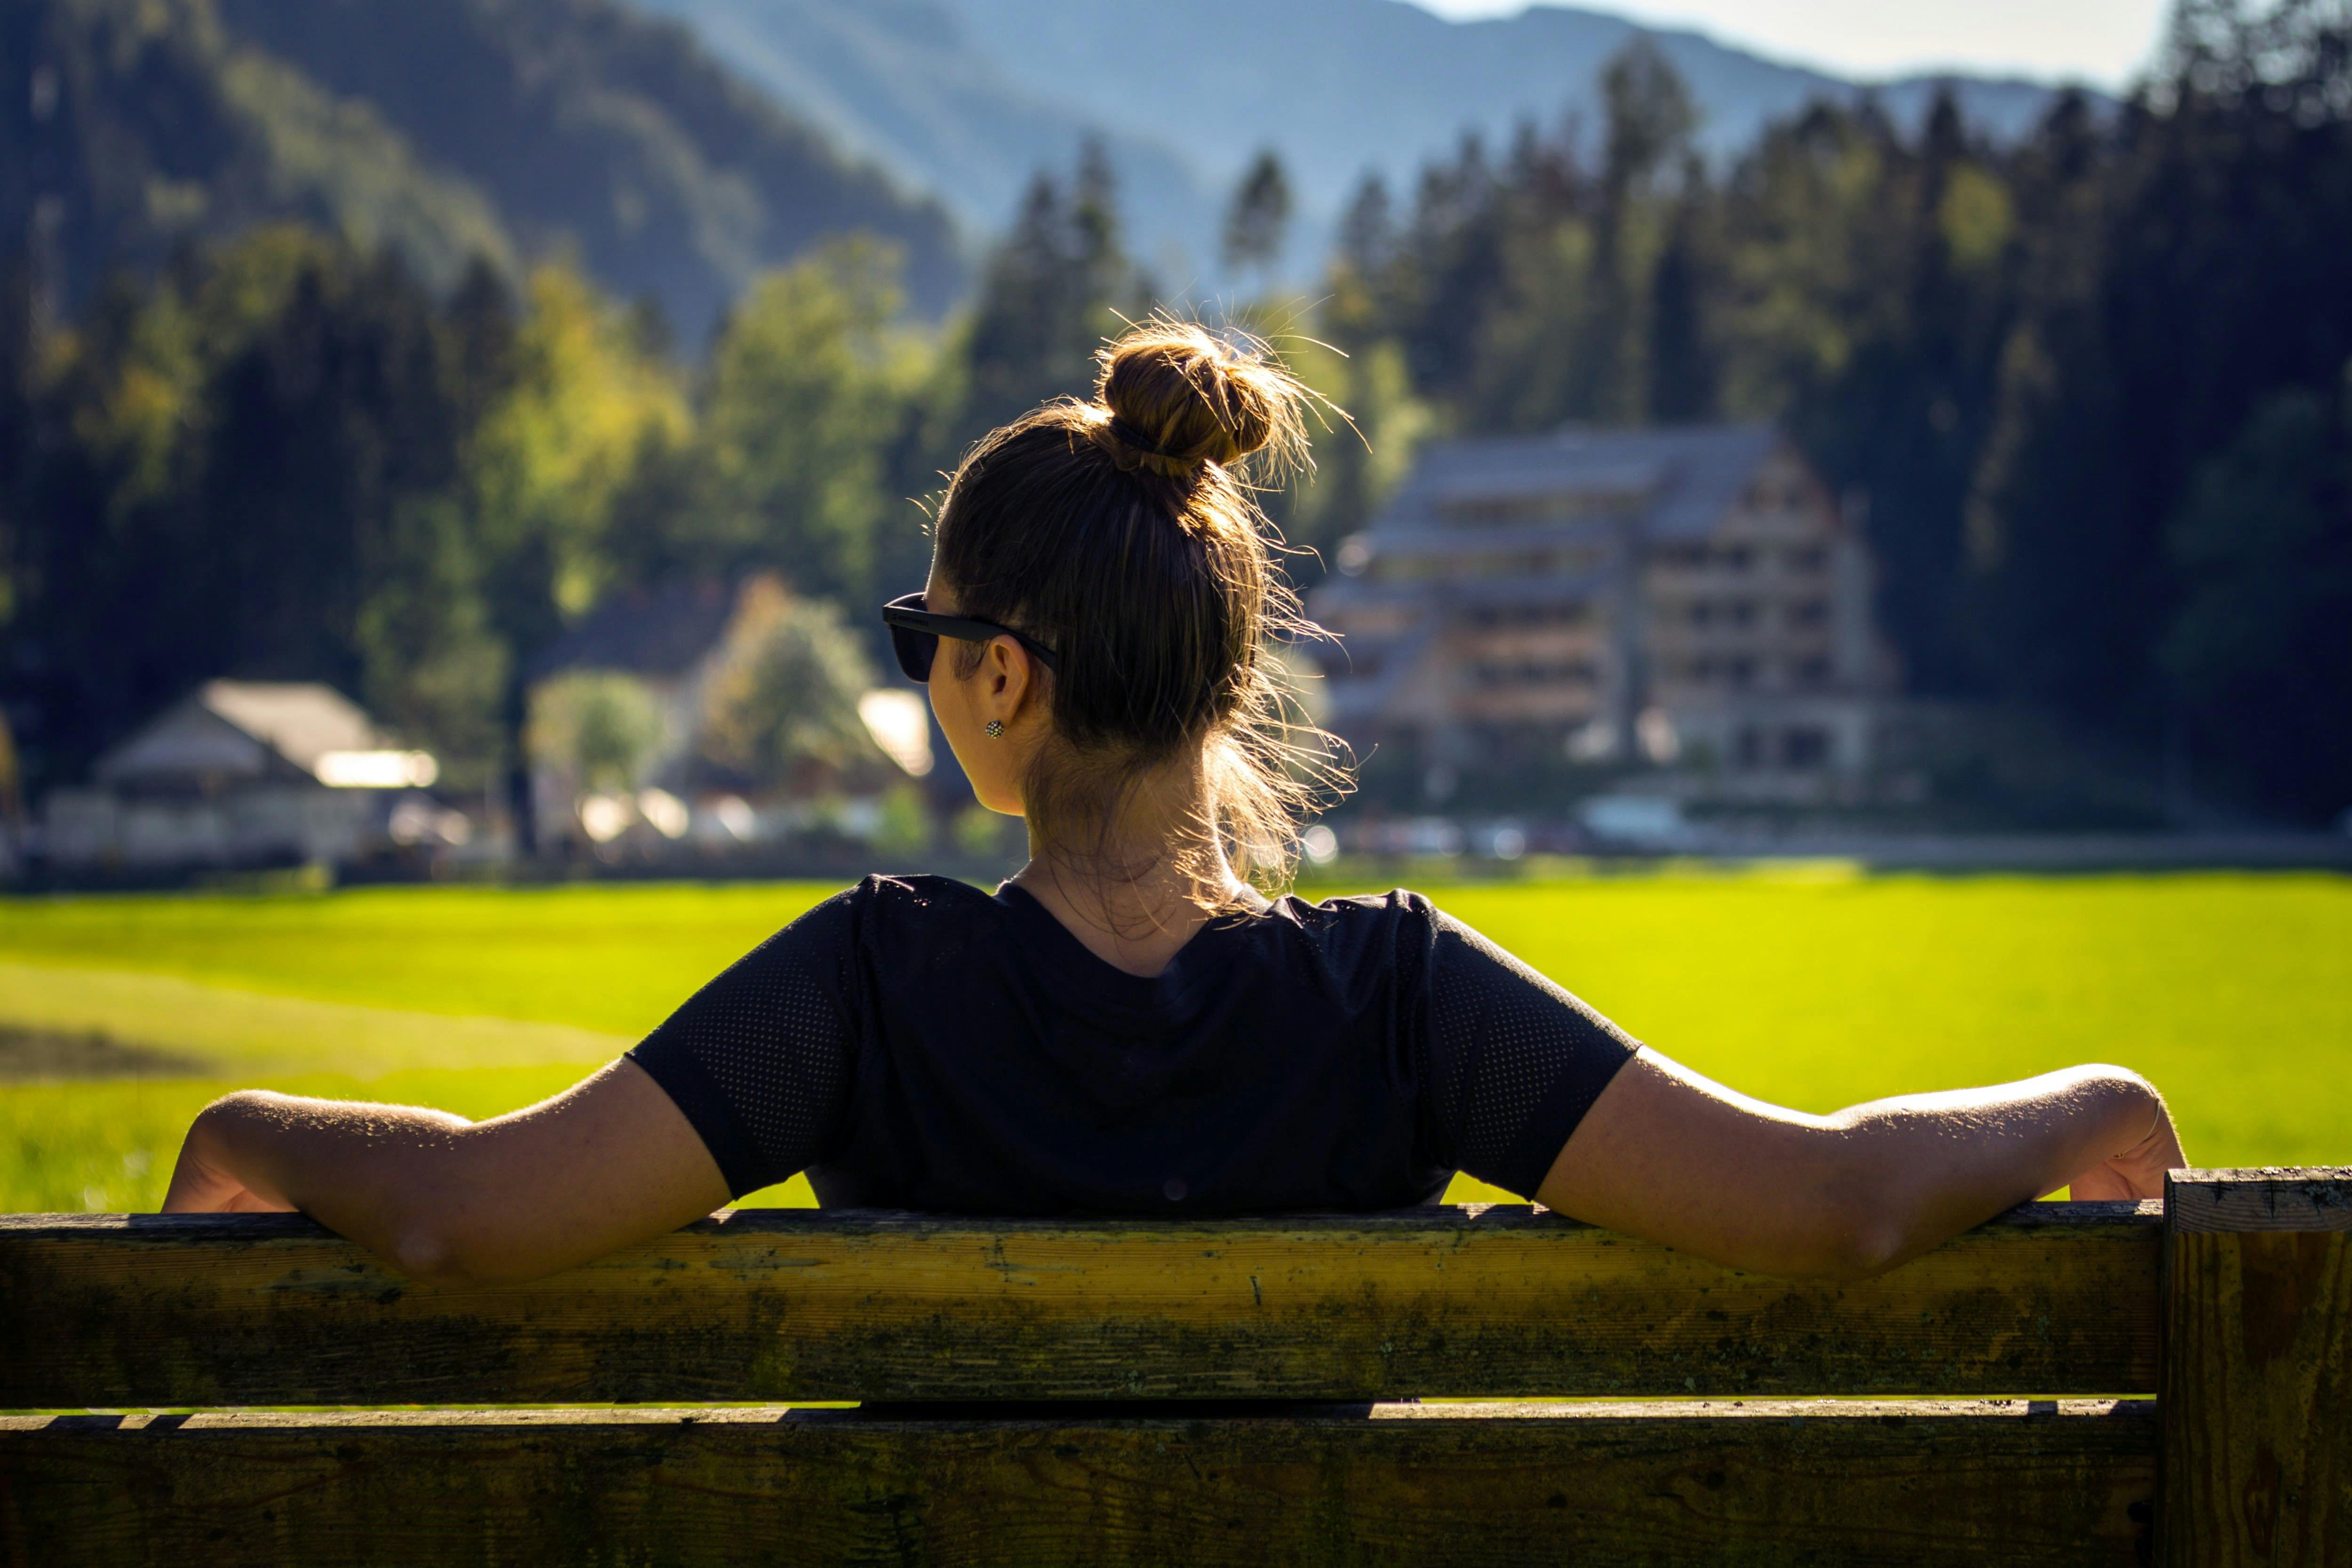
[164,322,2185,1283]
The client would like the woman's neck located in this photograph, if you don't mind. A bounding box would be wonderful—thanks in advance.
[1006,759,1255,978]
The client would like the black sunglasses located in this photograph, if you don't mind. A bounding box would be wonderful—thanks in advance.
[882,592,1060,683]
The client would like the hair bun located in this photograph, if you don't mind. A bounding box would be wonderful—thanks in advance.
[1094,320,1309,478]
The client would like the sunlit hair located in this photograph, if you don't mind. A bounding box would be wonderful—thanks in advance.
[931,317,1347,906]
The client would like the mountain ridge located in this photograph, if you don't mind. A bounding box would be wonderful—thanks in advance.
[5,0,966,339]
[636,0,2095,282]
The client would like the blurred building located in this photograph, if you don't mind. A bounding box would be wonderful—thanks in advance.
[1309,423,1898,799]
[40,681,445,870]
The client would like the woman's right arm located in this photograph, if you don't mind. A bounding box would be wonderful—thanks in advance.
[1535,1048,2184,1280]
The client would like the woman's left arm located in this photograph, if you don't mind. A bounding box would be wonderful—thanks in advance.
[1536,1050,2186,1280]
[161,1058,732,1284]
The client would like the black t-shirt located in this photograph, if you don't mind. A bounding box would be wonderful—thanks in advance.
[627,875,1637,1214]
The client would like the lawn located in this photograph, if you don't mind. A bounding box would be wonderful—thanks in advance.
[2,869,2345,1214]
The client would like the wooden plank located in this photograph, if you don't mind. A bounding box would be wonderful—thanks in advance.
[2161,1170,2352,1568]
[0,1202,2159,1407]
[0,1399,2159,1568]
[2167,1167,2352,1234]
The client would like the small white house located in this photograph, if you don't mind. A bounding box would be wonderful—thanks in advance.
[43,681,440,871]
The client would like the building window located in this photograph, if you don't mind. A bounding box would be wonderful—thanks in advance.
[1794,655,1832,686]
[1469,659,1595,690]
[1728,600,1758,629]
[1720,545,1755,571]
[1787,546,1828,572]
[1690,601,1714,627]
[1735,727,1765,768]
[1463,601,1590,629]
[1783,728,1832,768]
[1726,656,1756,688]
[1788,599,1829,628]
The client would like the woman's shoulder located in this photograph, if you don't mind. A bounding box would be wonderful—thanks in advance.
[763,874,1002,945]
[1263,886,1444,958]
[1274,886,1441,925]
[848,872,1003,909]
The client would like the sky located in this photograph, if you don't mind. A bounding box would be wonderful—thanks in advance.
[1406,0,2173,89]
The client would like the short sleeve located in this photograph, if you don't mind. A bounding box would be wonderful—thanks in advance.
[625,890,859,1198]
[1420,909,1639,1200]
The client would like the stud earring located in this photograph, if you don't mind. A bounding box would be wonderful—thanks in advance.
[984,719,1004,738]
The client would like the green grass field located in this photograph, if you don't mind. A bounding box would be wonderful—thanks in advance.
[2,869,2346,1215]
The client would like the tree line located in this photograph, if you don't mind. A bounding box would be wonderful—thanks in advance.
[2,0,2348,825]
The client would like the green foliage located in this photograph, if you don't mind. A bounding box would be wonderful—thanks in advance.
[1222,151,1294,277]
[356,496,509,788]
[528,671,667,796]
[694,240,935,602]
[959,142,1147,437]
[10,227,494,778]
[1599,39,1700,205]
[468,263,693,633]
[872,782,934,860]
[695,584,883,788]
[2160,382,2352,814]
[954,803,1015,858]
[1271,334,1434,569]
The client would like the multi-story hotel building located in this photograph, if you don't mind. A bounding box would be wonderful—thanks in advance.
[1306,423,1898,796]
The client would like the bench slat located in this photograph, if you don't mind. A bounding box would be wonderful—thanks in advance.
[1,1400,2158,1568]
[0,1202,2159,1405]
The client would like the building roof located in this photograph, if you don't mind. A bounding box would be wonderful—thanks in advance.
[1366,422,1781,545]
[95,681,384,787]
[526,580,741,683]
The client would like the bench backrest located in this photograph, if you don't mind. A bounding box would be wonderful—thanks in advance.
[3,1168,2346,1568]
[0,1200,2160,1407]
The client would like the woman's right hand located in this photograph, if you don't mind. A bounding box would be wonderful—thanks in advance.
[2066,1088,2185,1202]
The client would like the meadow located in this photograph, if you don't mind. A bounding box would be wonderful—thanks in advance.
[2,869,2345,1215]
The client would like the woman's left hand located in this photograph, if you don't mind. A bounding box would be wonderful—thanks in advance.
[2066,1090,2185,1202]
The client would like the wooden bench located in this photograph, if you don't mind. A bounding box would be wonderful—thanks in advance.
[2,1167,2344,1566]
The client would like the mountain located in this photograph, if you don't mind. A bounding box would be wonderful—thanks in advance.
[634,0,2090,281]
[215,0,965,332]
[939,0,2081,214]
[4,0,965,339]
[626,0,1220,277]
[4,0,519,302]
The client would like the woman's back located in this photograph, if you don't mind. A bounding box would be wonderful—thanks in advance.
[628,875,1634,1215]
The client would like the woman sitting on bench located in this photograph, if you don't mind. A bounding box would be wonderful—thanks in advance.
[163,321,2185,1284]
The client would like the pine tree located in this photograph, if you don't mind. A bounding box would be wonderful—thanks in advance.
[1223,150,1295,287]
[961,143,1139,437]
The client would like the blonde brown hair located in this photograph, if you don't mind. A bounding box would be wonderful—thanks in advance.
[932,319,1341,900]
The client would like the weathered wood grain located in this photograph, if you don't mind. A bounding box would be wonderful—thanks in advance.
[2161,1170,2352,1568]
[2167,1167,2352,1234]
[0,1400,2159,1568]
[0,1202,2160,1407]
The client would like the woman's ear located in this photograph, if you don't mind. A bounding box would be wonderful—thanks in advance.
[983,637,1040,726]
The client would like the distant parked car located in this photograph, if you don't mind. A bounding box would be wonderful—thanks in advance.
[1576,795,1694,851]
